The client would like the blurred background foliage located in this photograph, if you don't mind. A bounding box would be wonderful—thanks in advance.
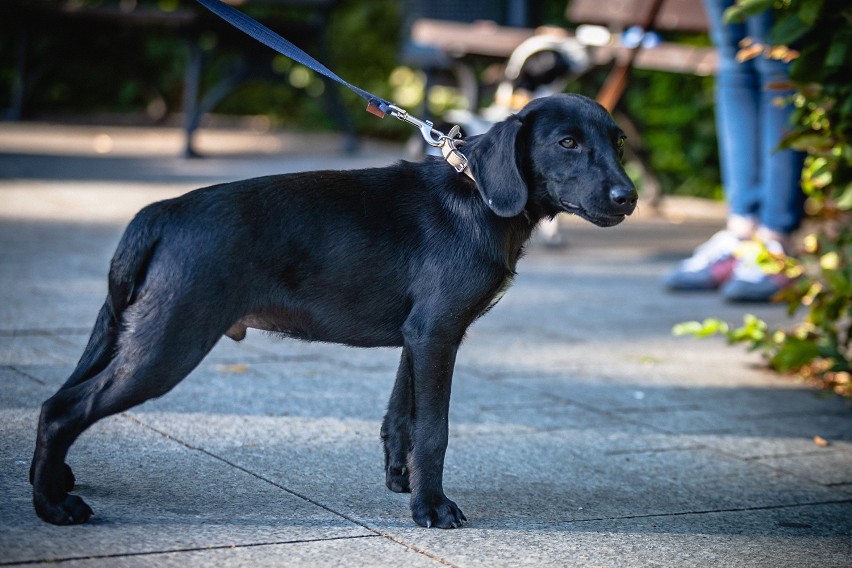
[0,0,720,198]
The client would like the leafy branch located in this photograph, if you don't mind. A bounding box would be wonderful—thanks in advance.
[675,0,852,397]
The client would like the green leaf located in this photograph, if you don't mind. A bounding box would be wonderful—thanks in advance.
[789,43,829,83]
[770,337,823,373]
[770,13,811,46]
[728,314,768,344]
[835,183,852,210]
[823,268,851,297]
[696,318,729,337]
[825,34,852,68]
[785,133,836,154]
[841,97,852,129]
[723,0,774,24]
[672,319,729,338]
[672,321,703,336]
[798,0,825,26]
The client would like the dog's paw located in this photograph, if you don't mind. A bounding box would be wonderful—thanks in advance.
[411,495,466,529]
[385,465,410,493]
[34,494,93,525]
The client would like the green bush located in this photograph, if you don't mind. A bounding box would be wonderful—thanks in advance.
[621,70,722,199]
[675,0,852,397]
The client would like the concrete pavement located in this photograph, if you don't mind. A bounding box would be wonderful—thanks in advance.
[1,122,850,567]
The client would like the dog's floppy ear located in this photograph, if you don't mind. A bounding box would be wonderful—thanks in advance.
[465,116,527,217]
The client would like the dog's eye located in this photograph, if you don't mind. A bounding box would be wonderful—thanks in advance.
[617,136,626,159]
[559,137,577,150]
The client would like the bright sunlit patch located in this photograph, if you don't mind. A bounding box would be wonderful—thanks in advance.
[289,66,312,89]
[92,134,114,154]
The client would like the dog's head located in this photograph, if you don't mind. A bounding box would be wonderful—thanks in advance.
[466,94,637,227]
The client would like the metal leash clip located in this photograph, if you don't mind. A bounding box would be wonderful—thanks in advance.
[387,105,474,181]
[387,104,445,147]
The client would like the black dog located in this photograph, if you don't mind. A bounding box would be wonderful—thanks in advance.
[31,94,636,528]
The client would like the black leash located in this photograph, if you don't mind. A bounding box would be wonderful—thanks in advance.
[196,0,392,117]
[195,0,474,180]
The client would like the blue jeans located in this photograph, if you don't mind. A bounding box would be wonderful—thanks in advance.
[704,0,804,235]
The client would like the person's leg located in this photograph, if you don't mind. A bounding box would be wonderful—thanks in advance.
[705,0,762,228]
[748,12,806,240]
[665,0,758,291]
[721,11,805,302]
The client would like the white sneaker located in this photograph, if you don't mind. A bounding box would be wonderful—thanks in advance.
[664,230,741,290]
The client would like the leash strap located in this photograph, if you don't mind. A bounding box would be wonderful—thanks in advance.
[195,0,474,181]
[196,0,393,117]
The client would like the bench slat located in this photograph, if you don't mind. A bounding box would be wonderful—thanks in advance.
[567,0,709,32]
[411,19,716,76]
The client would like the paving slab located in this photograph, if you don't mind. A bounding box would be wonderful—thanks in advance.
[381,503,852,568]
[50,536,446,568]
[0,371,373,565]
[1,124,850,567]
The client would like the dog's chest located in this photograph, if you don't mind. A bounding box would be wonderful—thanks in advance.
[484,245,524,311]
[487,273,515,310]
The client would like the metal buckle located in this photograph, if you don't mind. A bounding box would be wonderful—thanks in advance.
[387,104,445,147]
[442,140,467,172]
[441,137,475,181]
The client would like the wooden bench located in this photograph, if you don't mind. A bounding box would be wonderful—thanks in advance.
[406,0,717,206]
[408,0,716,110]
[568,0,715,75]
[3,0,354,157]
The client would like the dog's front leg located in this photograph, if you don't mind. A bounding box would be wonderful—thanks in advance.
[406,339,466,528]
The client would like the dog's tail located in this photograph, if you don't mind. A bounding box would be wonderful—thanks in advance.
[62,207,163,389]
[107,206,163,319]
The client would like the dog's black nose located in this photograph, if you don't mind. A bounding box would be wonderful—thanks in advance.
[609,186,638,213]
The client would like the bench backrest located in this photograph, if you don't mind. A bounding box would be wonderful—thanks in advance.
[567,0,708,32]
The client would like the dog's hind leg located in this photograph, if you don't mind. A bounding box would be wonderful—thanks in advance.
[31,302,227,525]
[30,300,119,492]
[381,347,414,493]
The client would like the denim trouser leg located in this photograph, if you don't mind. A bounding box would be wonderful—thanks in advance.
[752,35,806,234]
[703,0,804,235]
[715,61,762,221]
